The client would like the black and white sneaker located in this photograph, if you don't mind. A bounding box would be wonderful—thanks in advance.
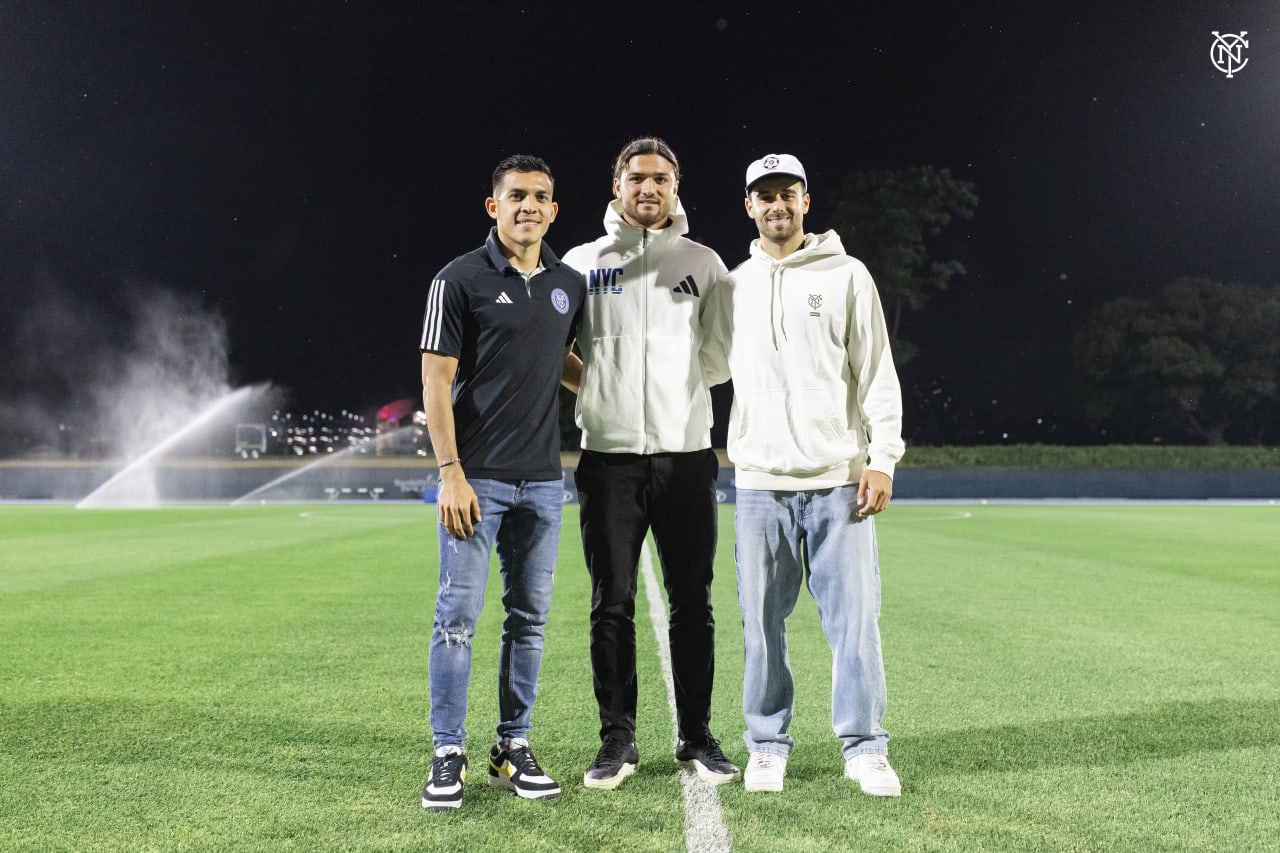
[422,747,467,811]
[676,736,740,784]
[584,737,640,790]
[488,738,561,800]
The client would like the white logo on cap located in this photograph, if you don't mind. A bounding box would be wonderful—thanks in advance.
[763,156,780,170]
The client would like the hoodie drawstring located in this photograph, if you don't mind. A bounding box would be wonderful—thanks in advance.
[769,262,787,349]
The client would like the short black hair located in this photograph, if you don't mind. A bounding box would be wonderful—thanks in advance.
[492,154,554,194]
[612,137,680,181]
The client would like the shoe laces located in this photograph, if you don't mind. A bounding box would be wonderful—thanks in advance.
[506,743,545,776]
[595,737,633,765]
[860,754,891,773]
[432,751,464,784]
[752,753,782,770]
[700,737,729,762]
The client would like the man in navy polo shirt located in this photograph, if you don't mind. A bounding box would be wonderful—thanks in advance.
[419,154,585,812]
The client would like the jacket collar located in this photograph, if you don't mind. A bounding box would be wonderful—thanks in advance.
[484,226,562,273]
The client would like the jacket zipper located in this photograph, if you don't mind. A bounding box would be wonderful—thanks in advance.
[640,229,650,452]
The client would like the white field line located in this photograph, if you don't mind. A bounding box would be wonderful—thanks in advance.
[639,539,732,853]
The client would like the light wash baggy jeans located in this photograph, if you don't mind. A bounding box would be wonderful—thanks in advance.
[428,477,563,749]
[735,484,890,759]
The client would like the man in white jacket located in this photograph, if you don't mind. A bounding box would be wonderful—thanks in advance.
[561,137,739,790]
[701,154,905,797]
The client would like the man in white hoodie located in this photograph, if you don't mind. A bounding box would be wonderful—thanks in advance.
[701,154,905,797]
[561,137,739,790]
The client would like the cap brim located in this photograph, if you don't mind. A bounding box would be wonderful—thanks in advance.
[746,172,806,192]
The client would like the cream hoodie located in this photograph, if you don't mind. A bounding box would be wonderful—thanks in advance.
[563,199,728,454]
[701,230,904,490]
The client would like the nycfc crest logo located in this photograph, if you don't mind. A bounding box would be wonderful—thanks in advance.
[1210,31,1248,78]
[550,288,570,314]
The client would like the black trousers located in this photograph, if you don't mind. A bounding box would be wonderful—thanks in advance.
[574,448,720,745]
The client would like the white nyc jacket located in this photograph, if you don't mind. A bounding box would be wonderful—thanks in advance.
[701,230,904,490]
[563,199,727,454]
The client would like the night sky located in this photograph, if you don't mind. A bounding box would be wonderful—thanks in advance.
[3,1,1276,448]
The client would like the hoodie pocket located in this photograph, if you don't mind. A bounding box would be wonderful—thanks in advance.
[734,388,852,472]
[578,336,645,444]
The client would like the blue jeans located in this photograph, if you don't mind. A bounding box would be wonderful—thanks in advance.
[428,478,563,749]
[735,485,890,759]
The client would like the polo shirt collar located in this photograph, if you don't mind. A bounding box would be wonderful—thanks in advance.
[484,227,561,274]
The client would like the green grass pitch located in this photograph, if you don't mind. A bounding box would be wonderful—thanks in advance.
[1,502,1277,851]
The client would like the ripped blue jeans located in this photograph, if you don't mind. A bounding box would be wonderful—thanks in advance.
[428,477,563,749]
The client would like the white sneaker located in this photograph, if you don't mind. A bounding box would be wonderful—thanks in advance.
[844,753,901,796]
[743,752,787,792]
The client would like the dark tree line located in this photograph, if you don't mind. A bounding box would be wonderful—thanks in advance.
[1074,277,1280,445]
[830,165,978,366]
[824,167,1277,446]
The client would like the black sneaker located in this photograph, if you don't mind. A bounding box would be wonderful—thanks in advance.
[421,748,467,811]
[488,738,561,800]
[584,737,640,790]
[676,736,740,784]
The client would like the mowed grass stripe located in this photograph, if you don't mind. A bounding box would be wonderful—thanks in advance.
[637,540,732,853]
[1,503,1277,851]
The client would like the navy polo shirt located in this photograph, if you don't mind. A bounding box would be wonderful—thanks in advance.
[420,227,585,481]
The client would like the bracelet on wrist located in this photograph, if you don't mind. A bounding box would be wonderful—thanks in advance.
[437,457,461,468]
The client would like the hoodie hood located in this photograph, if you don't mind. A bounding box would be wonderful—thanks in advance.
[748,229,846,267]
[602,197,690,246]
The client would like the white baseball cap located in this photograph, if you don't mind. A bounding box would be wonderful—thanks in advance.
[745,153,807,193]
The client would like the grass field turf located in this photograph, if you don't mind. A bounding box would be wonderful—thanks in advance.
[1,502,1277,851]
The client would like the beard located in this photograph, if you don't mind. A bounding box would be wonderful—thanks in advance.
[760,215,800,244]
[623,197,671,229]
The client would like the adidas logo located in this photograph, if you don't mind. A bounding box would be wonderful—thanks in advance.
[672,275,699,297]
[495,292,514,304]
